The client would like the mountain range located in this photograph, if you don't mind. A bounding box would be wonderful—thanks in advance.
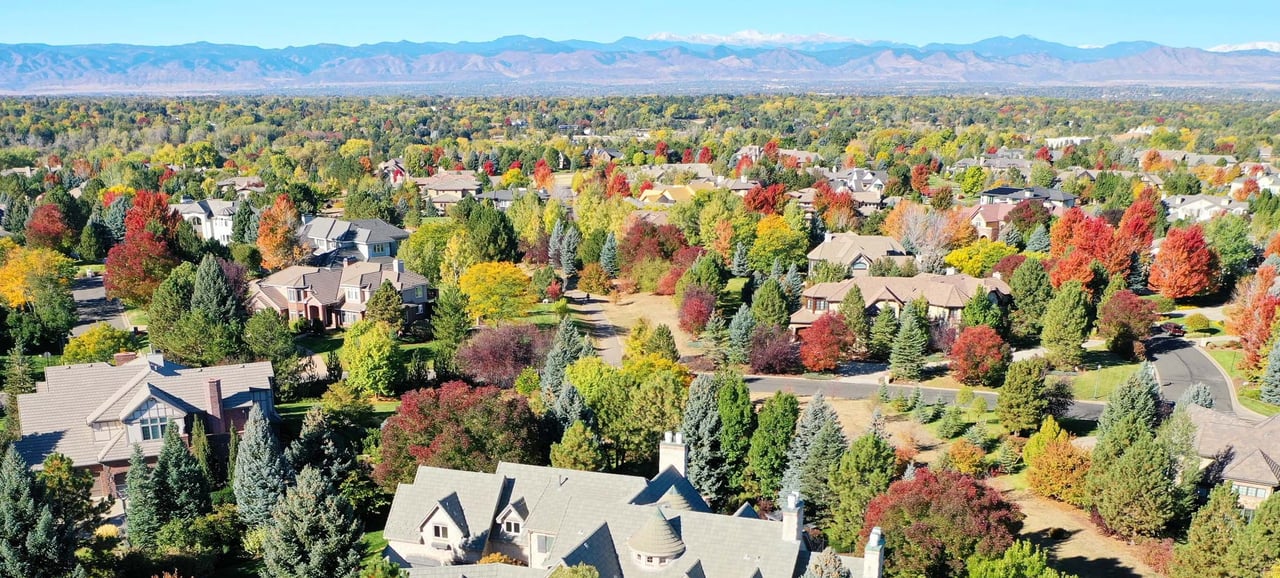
[2,34,1279,94]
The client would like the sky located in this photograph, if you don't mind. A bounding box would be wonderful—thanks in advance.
[0,0,1273,50]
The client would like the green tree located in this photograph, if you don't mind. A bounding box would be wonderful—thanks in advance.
[1009,259,1053,342]
[645,324,680,362]
[1025,224,1050,253]
[890,309,928,382]
[77,216,110,262]
[1093,435,1178,539]
[967,540,1074,578]
[1261,342,1280,405]
[1022,416,1067,466]
[1096,363,1159,440]
[798,419,847,527]
[234,404,293,527]
[1202,214,1254,282]
[868,310,898,361]
[550,421,605,471]
[152,423,211,522]
[0,446,74,577]
[600,232,620,278]
[1040,281,1090,368]
[550,565,600,578]
[363,557,409,578]
[62,322,134,364]
[781,393,839,494]
[680,375,727,507]
[996,357,1051,435]
[124,444,161,549]
[397,220,455,285]
[190,417,211,480]
[751,278,790,328]
[837,285,869,357]
[191,253,240,323]
[961,166,987,198]
[339,320,404,398]
[1171,484,1245,578]
[746,392,799,498]
[717,373,756,493]
[727,305,756,364]
[1225,491,1280,575]
[232,201,254,244]
[261,467,363,578]
[365,280,405,334]
[827,432,897,552]
[961,293,1005,333]
[36,453,109,538]
[541,316,594,416]
[430,284,471,376]
[244,309,305,401]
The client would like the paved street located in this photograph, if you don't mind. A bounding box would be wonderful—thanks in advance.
[1148,336,1234,415]
[70,275,127,336]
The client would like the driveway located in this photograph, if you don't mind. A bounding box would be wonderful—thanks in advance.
[745,375,1105,421]
[71,276,126,336]
[1147,336,1233,414]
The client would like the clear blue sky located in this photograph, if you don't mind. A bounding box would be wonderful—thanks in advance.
[0,0,1271,49]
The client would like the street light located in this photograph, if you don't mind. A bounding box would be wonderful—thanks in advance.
[1093,364,1102,399]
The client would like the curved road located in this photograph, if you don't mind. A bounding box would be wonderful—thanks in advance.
[1147,336,1234,415]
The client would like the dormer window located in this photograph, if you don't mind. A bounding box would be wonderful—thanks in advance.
[504,520,521,535]
[139,416,167,441]
[346,288,361,302]
[432,524,449,539]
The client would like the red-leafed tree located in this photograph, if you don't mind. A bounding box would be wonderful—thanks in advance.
[949,325,1012,387]
[105,190,181,306]
[1234,178,1260,202]
[991,254,1027,280]
[1049,207,1086,258]
[1266,231,1280,258]
[1007,200,1050,235]
[455,325,552,388]
[1048,250,1096,291]
[373,381,541,491]
[800,313,851,372]
[533,158,553,190]
[749,325,800,375]
[697,146,713,164]
[681,148,693,163]
[1071,216,1127,275]
[606,171,631,198]
[1225,266,1280,371]
[1116,199,1157,257]
[734,155,754,176]
[670,245,706,270]
[25,204,72,251]
[619,220,687,271]
[1097,290,1160,360]
[481,160,496,175]
[124,190,180,240]
[861,468,1023,578]
[678,286,716,337]
[762,140,780,161]
[1034,146,1053,163]
[1149,225,1216,299]
[744,184,787,215]
[654,141,669,161]
[910,164,932,193]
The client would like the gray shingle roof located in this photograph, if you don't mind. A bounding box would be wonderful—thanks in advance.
[627,507,686,558]
[384,467,506,545]
[1187,404,1280,486]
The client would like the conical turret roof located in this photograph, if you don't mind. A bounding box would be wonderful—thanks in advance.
[628,506,685,559]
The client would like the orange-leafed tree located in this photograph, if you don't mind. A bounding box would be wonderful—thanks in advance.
[744,184,787,215]
[800,313,851,372]
[605,171,631,198]
[1225,265,1280,372]
[1049,207,1085,258]
[1140,149,1164,172]
[910,164,932,193]
[1116,199,1157,257]
[1149,225,1216,300]
[1266,231,1280,258]
[1048,250,1096,291]
[1071,216,1127,276]
[533,159,553,190]
[1234,178,1260,202]
[258,194,307,271]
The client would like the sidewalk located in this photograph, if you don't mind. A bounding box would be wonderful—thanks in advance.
[566,291,624,366]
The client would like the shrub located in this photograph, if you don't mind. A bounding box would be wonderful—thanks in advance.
[749,325,800,374]
[1184,313,1211,333]
[455,325,552,388]
[615,278,637,295]
[937,405,967,438]
[946,439,987,476]
[631,258,669,293]
[1026,438,1091,507]
[949,326,1011,387]
[678,286,716,336]
[577,263,612,295]
[654,266,685,295]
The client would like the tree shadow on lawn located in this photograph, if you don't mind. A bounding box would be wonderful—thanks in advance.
[1025,528,1146,578]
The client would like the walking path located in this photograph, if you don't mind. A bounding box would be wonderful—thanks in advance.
[566,291,624,366]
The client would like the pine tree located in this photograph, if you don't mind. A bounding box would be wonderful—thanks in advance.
[548,219,564,266]
[746,392,799,498]
[226,426,240,485]
[731,242,750,277]
[681,375,727,507]
[1178,382,1215,409]
[2,344,34,441]
[868,309,898,362]
[998,224,1022,249]
[431,284,471,376]
[961,292,1005,333]
[124,444,161,550]
[365,280,405,334]
[1026,224,1051,253]
[246,209,260,243]
[234,404,293,527]
[1225,491,1280,575]
[781,393,838,494]
[645,324,680,362]
[751,278,790,328]
[717,373,756,492]
[1097,363,1159,441]
[784,264,805,312]
[0,446,74,577]
[1008,258,1053,343]
[191,253,240,323]
[77,215,110,262]
[996,357,1050,435]
[727,305,756,364]
[1171,484,1245,578]
[889,310,928,382]
[1041,281,1090,368]
[560,225,581,279]
[826,432,896,552]
[600,232,620,278]
[797,419,847,526]
[232,200,254,244]
[555,384,589,430]
[541,316,593,408]
[190,417,211,479]
[801,547,851,578]
[261,466,364,578]
[152,423,211,522]
[1094,435,1178,539]
[285,407,357,487]
[836,285,869,358]
[1022,416,1067,466]
[1262,342,1280,405]
[550,421,605,471]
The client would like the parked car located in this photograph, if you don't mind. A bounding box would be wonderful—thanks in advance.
[1160,322,1186,337]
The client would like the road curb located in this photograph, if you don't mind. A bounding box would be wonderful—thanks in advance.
[1195,345,1267,421]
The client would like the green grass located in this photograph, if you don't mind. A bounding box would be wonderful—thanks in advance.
[1239,389,1280,416]
[995,469,1030,491]
[520,301,561,328]
[296,331,344,355]
[1066,349,1141,401]
[720,277,747,312]
[78,263,105,275]
[122,307,149,328]
[1206,348,1245,384]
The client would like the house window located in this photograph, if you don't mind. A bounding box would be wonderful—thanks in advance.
[139,417,167,441]
[1233,483,1270,498]
[373,244,388,254]
[432,525,448,539]
[534,534,553,554]
[415,286,424,299]
[346,288,361,302]
[504,520,521,535]
[816,300,828,311]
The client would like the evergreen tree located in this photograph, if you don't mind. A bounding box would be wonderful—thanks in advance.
[246,210,260,243]
[103,196,130,242]
[261,467,364,578]
[555,384,589,430]
[430,284,471,376]
[996,357,1050,435]
[801,547,851,578]
[967,540,1072,578]
[541,317,595,423]
[191,253,240,323]
[1094,435,1178,539]
[234,404,293,527]
[599,232,619,278]
[826,432,896,552]
[645,324,680,362]
[1041,281,1090,368]
[781,393,839,495]
[190,417,211,479]
[1025,223,1051,253]
[751,278,790,328]
[868,309,898,362]
[797,420,847,526]
[961,292,1005,333]
[365,280,405,334]
[727,305,756,364]
[232,200,254,244]
[731,242,750,277]
[1171,484,1245,578]
[147,262,197,354]
[836,285,869,357]
[548,219,564,266]
[1262,342,1280,405]
[550,421,605,471]
[889,310,928,382]
[0,446,74,577]
[285,407,357,487]
[1225,491,1280,575]
[1009,259,1053,342]
[227,427,240,485]
[717,373,756,493]
[76,215,110,262]
[746,392,799,498]
[1178,382,1215,409]
[680,375,728,507]
[998,224,1022,249]
[560,225,581,280]
[784,264,805,312]
[152,423,211,522]
[1096,363,1160,440]
[124,444,161,550]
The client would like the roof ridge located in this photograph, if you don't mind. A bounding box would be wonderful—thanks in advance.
[84,365,152,425]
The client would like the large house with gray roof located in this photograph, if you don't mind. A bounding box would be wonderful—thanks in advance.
[299,217,410,265]
[14,353,276,497]
[170,198,240,245]
[1185,405,1280,511]
[248,259,430,329]
[384,433,885,578]
[979,186,1077,209]
[791,273,1011,332]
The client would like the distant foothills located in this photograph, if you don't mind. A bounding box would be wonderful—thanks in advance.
[2,34,1280,95]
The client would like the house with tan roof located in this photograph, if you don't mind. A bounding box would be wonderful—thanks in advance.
[413,170,482,199]
[1185,404,1280,511]
[791,273,1011,331]
[215,176,265,197]
[806,233,912,275]
[384,432,886,577]
[14,353,276,497]
[637,183,703,205]
[248,260,430,329]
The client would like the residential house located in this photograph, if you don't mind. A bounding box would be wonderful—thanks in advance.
[379,158,409,186]
[790,273,1011,331]
[1163,194,1249,222]
[1060,169,1164,191]
[298,217,409,264]
[384,432,886,577]
[474,189,518,211]
[0,167,38,178]
[979,186,1077,209]
[733,146,822,167]
[821,168,889,194]
[248,259,430,329]
[634,163,715,183]
[1185,405,1280,511]
[1261,146,1274,162]
[13,353,276,497]
[170,198,239,245]
[1130,149,1238,167]
[413,171,482,200]
[215,176,265,197]
[1231,174,1280,197]
[637,183,705,206]
[950,156,1033,175]
[966,204,1065,240]
[806,233,911,275]
[583,147,624,165]
[1045,137,1093,148]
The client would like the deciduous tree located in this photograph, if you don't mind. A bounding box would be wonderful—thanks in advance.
[800,313,851,372]
[1097,290,1159,360]
[1026,438,1091,507]
[338,320,403,398]
[950,326,1011,388]
[62,322,134,364]
[745,392,798,498]
[458,261,533,325]
[1149,225,1216,299]
[257,194,307,271]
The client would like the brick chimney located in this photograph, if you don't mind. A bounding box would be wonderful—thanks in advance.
[780,491,804,543]
[863,526,885,578]
[206,379,225,434]
[113,352,138,366]
[658,431,687,477]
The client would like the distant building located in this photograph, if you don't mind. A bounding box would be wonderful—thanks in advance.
[215,176,265,197]
[170,198,240,245]
[791,273,1011,331]
[978,186,1077,209]
[1162,194,1248,223]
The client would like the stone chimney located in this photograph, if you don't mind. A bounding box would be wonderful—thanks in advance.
[113,352,138,366]
[206,379,225,434]
[658,431,687,477]
[863,526,885,578]
[780,491,804,543]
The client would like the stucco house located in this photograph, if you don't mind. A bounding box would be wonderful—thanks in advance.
[215,176,265,197]
[13,353,276,497]
[248,259,430,329]
[1185,404,1280,511]
[1162,194,1249,223]
[806,233,912,275]
[413,171,482,199]
[170,198,239,245]
[979,186,1077,209]
[791,273,1011,332]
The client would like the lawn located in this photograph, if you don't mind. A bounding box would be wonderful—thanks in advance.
[1239,389,1280,417]
[1206,348,1245,384]
[720,277,748,312]
[296,331,344,355]
[1066,349,1141,401]
[363,530,389,564]
[520,301,561,328]
[122,306,149,328]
